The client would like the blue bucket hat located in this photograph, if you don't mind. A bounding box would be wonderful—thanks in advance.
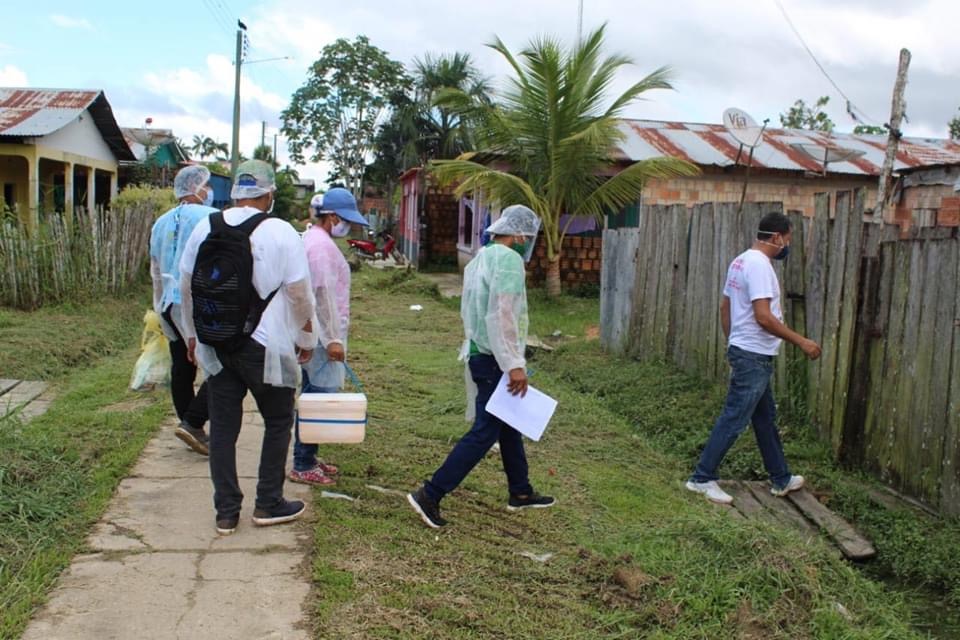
[320,188,369,226]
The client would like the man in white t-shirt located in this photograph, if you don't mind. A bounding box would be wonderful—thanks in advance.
[686,211,821,505]
[179,160,317,535]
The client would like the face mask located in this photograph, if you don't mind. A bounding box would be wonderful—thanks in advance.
[511,239,533,262]
[331,220,351,237]
[772,244,790,261]
[201,187,214,207]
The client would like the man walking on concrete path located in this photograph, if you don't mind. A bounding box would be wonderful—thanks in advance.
[408,205,556,528]
[180,160,318,535]
[686,211,821,505]
[150,165,217,456]
[289,188,369,486]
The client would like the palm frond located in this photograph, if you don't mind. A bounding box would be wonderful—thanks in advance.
[573,158,700,219]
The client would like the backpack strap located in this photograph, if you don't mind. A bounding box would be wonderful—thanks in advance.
[209,210,226,232]
[234,211,281,312]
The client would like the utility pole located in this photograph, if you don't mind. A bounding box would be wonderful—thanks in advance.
[577,0,584,42]
[875,48,911,222]
[230,20,248,179]
[272,134,278,171]
[261,121,266,150]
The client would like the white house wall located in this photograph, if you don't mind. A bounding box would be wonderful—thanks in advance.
[36,109,116,164]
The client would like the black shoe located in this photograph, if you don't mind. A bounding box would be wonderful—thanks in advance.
[252,499,305,526]
[507,492,556,511]
[216,515,239,535]
[175,423,209,456]
[407,487,447,528]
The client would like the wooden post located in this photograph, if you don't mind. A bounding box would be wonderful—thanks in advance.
[875,48,911,222]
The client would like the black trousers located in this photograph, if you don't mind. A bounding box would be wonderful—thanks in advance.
[161,306,209,429]
[208,339,296,519]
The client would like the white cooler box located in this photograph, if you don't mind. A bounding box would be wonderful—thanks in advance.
[297,392,368,444]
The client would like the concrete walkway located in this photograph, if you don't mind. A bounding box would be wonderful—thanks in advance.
[20,396,314,640]
[422,272,463,298]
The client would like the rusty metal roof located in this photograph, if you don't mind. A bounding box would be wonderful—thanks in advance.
[616,120,960,177]
[0,88,135,160]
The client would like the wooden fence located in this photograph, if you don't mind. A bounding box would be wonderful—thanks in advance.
[600,189,960,515]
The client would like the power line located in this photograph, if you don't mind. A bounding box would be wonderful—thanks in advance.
[201,0,232,37]
[771,0,883,126]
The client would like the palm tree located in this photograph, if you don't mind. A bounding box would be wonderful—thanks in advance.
[212,141,229,162]
[430,25,699,296]
[191,135,206,158]
[412,52,491,161]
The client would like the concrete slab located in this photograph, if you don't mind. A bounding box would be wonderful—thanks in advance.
[422,272,463,298]
[1,380,47,416]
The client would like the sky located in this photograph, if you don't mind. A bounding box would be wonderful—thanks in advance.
[3,0,959,187]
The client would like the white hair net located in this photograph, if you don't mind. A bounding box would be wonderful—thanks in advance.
[485,204,541,237]
[173,165,212,199]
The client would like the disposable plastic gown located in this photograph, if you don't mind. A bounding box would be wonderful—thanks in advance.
[302,225,350,389]
[460,243,529,418]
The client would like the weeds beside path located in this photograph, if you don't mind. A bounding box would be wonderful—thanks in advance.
[303,268,919,639]
[0,285,169,638]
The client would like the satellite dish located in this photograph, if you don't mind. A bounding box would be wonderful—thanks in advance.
[723,108,764,148]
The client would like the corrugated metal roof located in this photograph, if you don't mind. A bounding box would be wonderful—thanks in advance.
[0,88,135,161]
[616,120,960,176]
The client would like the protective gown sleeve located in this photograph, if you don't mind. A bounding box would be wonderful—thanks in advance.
[283,278,318,350]
[150,257,164,314]
[483,251,527,373]
[308,247,345,347]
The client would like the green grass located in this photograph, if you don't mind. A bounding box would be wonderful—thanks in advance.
[301,268,922,638]
[0,285,169,638]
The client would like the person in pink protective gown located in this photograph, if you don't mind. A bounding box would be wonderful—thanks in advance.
[289,188,369,485]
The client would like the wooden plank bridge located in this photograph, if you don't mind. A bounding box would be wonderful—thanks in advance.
[718,481,876,561]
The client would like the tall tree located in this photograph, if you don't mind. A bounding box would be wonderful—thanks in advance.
[780,96,835,132]
[282,35,409,199]
[853,124,886,135]
[430,25,698,297]
[949,108,960,140]
[191,134,207,158]
[252,144,274,165]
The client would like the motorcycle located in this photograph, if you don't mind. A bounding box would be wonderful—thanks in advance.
[346,229,404,263]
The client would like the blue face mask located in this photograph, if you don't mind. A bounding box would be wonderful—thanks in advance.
[202,187,214,207]
[772,244,790,261]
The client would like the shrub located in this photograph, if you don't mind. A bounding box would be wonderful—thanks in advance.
[111,184,176,217]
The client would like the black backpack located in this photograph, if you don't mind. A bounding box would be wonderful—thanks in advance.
[191,211,279,352]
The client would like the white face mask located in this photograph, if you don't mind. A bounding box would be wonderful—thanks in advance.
[265,195,275,215]
[331,220,351,237]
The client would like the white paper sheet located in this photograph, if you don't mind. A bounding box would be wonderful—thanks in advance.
[485,374,558,441]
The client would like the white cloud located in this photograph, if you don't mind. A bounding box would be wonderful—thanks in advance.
[0,64,27,86]
[50,14,93,30]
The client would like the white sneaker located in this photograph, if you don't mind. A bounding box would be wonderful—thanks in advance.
[685,480,733,505]
[771,475,804,497]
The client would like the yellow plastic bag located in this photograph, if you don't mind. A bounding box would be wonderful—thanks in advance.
[130,310,171,390]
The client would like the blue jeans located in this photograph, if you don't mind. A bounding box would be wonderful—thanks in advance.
[424,354,534,503]
[292,370,337,472]
[691,345,791,489]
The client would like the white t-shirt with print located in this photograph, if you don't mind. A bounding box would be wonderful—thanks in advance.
[723,249,782,356]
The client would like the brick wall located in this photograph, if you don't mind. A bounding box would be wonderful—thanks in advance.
[894,184,959,227]
[528,234,602,287]
[422,184,459,263]
[643,169,878,218]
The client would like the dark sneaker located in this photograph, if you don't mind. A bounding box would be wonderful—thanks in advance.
[252,499,305,526]
[507,492,556,511]
[216,515,239,536]
[407,487,447,528]
[175,423,209,456]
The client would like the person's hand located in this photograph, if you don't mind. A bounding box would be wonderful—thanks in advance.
[297,347,314,364]
[327,342,345,362]
[187,338,197,365]
[507,367,528,398]
[800,338,822,360]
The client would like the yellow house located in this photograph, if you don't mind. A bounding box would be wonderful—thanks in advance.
[0,88,135,226]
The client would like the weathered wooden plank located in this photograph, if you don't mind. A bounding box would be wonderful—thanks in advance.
[651,208,672,359]
[668,206,693,364]
[787,489,876,559]
[701,208,719,378]
[745,481,819,538]
[940,237,960,516]
[680,206,703,373]
[599,229,617,349]
[861,242,895,474]
[629,208,653,355]
[805,196,830,423]
[608,231,641,354]
[830,190,866,455]
[817,192,850,448]
[719,480,767,518]
[0,379,20,396]
[783,212,808,415]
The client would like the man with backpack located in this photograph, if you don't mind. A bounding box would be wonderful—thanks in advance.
[149,165,216,456]
[179,160,318,535]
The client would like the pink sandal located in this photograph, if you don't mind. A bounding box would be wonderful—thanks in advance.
[317,461,339,475]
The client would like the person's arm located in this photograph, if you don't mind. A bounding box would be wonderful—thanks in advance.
[308,249,345,361]
[752,299,821,359]
[720,296,731,339]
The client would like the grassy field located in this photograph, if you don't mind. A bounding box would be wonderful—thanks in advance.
[300,267,923,639]
[0,284,170,639]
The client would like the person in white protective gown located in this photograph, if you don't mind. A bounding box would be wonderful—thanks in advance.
[407,205,556,528]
